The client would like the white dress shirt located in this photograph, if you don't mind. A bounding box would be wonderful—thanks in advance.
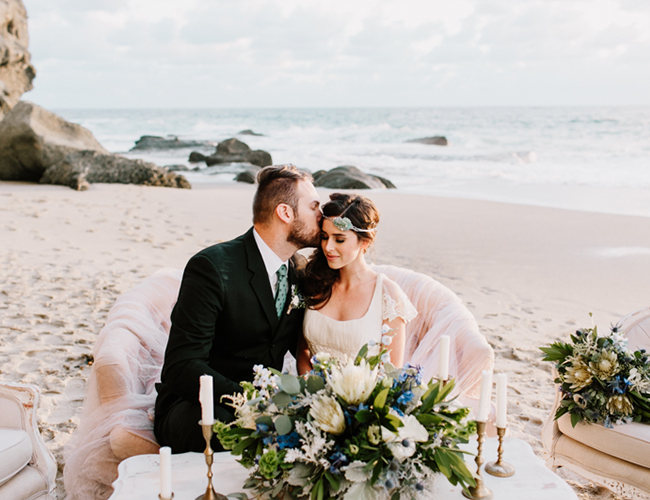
[253,229,289,297]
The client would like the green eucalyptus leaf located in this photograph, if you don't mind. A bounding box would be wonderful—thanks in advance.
[279,373,301,395]
[273,391,293,408]
[274,414,293,435]
[307,375,325,393]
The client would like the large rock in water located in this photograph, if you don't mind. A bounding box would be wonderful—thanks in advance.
[129,135,213,151]
[406,136,448,146]
[199,137,273,168]
[40,150,191,191]
[313,166,395,190]
[0,0,36,120]
[0,101,107,181]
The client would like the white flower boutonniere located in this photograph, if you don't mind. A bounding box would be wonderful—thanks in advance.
[287,284,306,314]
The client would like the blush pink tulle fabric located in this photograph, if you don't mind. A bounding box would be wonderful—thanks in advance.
[64,265,494,499]
[63,268,182,500]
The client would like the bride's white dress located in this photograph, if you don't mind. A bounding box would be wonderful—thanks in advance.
[303,273,418,359]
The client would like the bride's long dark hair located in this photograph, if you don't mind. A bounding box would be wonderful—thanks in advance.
[302,193,380,309]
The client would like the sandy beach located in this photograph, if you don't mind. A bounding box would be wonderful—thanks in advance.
[1,181,649,499]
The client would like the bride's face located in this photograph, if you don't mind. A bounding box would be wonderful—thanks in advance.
[320,219,369,269]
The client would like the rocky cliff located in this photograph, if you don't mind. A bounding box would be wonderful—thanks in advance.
[0,0,36,120]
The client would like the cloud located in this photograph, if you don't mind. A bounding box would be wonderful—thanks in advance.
[20,0,650,107]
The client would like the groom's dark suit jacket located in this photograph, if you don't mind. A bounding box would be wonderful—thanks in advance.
[155,228,305,423]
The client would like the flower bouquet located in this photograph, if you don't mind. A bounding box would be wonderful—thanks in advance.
[215,344,477,500]
[541,317,650,428]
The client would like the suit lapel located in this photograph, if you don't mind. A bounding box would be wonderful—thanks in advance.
[243,229,278,330]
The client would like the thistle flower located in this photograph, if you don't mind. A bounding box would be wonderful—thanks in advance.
[606,395,634,416]
[589,350,620,380]
[564,358,592,390]
[310,395,346,435]
[328,357,378,405]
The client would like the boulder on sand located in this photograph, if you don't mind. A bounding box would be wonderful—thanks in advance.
[0,101,107,181]
[313,166,395,190]
[40,150,191,191]
[0,0,36,120]
[406,136,448,146]
[129,135,213,151]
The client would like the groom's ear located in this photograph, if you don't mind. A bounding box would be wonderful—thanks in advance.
[275,203,294,224]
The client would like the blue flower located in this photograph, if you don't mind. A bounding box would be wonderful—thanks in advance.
[397,390,414,406]
[329,451,348,474]
[277,431,300,450]
[262,436,274,446]
[256,423,270,433]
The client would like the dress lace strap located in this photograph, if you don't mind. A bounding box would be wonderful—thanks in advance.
[381,275,418,323]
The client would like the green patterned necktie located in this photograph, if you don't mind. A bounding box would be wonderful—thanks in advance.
[274,264,288,317]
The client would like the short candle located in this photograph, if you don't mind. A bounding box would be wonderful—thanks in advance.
[159,446,172,499]
[199,374,214,424]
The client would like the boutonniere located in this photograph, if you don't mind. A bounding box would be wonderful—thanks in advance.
[287,284,306,314]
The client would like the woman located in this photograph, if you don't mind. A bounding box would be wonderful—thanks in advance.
[296,193,417,374]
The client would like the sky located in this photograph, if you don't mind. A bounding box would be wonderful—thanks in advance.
[21,0,650,109]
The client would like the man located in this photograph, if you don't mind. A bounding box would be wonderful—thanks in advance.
[154,165,321,452]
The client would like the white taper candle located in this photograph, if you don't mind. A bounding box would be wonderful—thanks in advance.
[159,446,172,499]
[477,370,493,422]
[438,335,450,381]
[496,373,508,428]
[199,374,214,424]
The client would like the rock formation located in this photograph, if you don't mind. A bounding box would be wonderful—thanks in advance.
[40,151,191,191]
[238,129,263,136]
[190,138,273,168]
[406,136,448,146]
[0,0,35,120]
[129,135,213,151]
[313,166,396,190]
[0,101,107,181]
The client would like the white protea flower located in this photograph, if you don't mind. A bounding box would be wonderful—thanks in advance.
[589,350,620,380]
[310,395,346,435]
[328,357,378,405]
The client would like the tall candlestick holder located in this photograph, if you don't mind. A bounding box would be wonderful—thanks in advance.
[196,420,228,500]
[462,420,493,500]
[485,426,515,477]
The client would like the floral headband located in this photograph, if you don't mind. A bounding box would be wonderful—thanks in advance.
[323,213,376,233]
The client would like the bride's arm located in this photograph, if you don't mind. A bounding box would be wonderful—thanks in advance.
[384,317,406,367]
[296,333,313,375]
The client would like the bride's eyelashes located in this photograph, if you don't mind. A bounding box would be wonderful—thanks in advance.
[320,233,346,244]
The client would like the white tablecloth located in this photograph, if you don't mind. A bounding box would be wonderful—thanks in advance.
[109,438,578,500]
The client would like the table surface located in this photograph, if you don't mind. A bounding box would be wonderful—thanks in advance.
[109,437,578,500]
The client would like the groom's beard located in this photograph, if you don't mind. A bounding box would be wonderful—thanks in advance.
[287,216,320,249]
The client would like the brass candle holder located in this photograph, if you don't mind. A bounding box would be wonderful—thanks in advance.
[485,426,515,477]
[462,420,493,500]
[159,495,174,500]
[196,420,228,500]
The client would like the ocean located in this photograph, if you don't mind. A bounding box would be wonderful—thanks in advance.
[54,107,650,217]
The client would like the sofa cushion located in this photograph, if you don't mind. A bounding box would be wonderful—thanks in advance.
[0,428,32,486]
[0,464,49,500]
[554,434,650,495]
[558,413,650,468]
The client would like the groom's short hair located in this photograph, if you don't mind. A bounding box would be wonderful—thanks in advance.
[253,165,312,224]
